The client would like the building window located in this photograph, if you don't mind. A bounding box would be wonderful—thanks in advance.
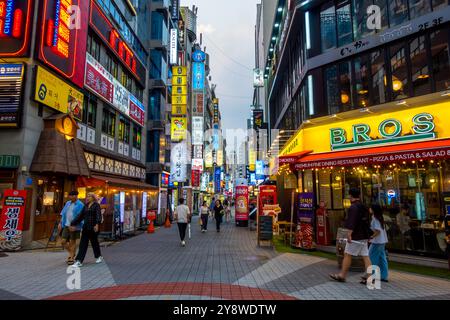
[410,35,431,97]
[354,54,370,108]
[430,27,450,92]
[325,65,339,114]
[150,50,163,79]
[371,49,387,105]
[336,3,352,47]
[102,108,116,137]
[82,99,97,127]
[133,125,142,149]
[118,117,130,143]
[374,0,389,31]
[389,0,408,27]
[149,90,161,120]
[352,0,372,40]
[390,42,409,100]
[409,0,431,20]
[339,60,353,111]
[432,0,448,10]
[320,3,337,51]
[88,34,101,61]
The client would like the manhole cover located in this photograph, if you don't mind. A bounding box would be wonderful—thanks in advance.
[244,255,269,262]
[0,252,8,258]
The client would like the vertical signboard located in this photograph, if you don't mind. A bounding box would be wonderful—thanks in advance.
[253,109,263,130]
[170,28,178,65]
[214,167,221,194]
[235,186,249,223]
[0,189,27,250]
[0,63,24,127]
[170,141,188,182]
[253,68,264,87]
[191,170,200,187]
[170,0,179,21]
[192,116,204,145]
[192,62,205,90]
[295,192,315,249]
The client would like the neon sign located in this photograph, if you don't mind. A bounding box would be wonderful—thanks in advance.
[46,0,72,58]
[0,0,23,38]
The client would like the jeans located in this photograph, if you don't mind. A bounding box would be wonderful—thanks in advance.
[215,214,222,231]
[201,214,209,230]
[75,230,101,263]
[369,243,389,280]
[177,223,188,241]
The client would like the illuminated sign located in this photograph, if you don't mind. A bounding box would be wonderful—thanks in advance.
[171,117,187,141]
[170,28,178,65]
[253,110,263,129]
[253,68,264,87]
[170,142,188,182]
[171,66,187,116]
[0,0,33,57]
[35,66,83,120]
[192,50,206,63]
[0,63,24,127]
[192,62,205,90]
[192,93,204,116]
[39,0,88,87]
[129,94,145,127]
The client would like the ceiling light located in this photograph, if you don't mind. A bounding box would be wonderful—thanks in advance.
[270,48,274,52]
[277,7,283,12]
[275,23,280,27]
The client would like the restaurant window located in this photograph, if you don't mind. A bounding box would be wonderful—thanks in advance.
[390,42,410,100]
[408,0,431,20]
[410,35,431,97]
[320,2,337,51]
[371,49,387,104]
[352,0,372,40]
[336,2,352,47]
[354,54,370,108]
[102,108,116,137]
[133,125,142,149]
[118,117,130,143]
[82,99,97,128]
[319,170,332,209]
[325,65,339,114]
[430,27,450,92]
[389,0,409,28]
[339,60,353,111]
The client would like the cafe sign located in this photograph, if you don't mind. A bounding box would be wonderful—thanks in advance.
[330,113,436,151]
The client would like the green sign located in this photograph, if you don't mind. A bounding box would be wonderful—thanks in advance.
[330,113,436,150]
[0,155,20,168]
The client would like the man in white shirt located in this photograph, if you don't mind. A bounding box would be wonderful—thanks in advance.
[174,198,191,247]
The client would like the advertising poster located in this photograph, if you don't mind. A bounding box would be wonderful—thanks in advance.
[295,192,315,249]
[170,142,188,182]
[0,189,27,250]
[235,186,249,222]
[171,117,187,141]
[258,185,277,215]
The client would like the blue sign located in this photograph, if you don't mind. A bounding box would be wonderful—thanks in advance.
[129,94,145,111]
[214,167,221,193]
[192,50,206,62]
[256,160,265,179]
[0,63,23,77]
[192,62,205,90]
[3,0,15,37]
[298,193,315,222]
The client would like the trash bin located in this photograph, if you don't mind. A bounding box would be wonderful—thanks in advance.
[336,228,365,272]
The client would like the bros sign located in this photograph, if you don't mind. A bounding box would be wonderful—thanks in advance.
[330,113,436,151]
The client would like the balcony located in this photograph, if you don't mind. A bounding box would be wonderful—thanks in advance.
[147,120,165,130]
[148,78,167,88]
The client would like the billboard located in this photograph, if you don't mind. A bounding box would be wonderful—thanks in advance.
[253,68,264,87]
[192,158,203,171]
[192,116,204,145]
[171,117,187,141]
[192,92,204,116]
[170,142,188,182]
[170,28,178,65]
[0,189,27,250]
[0,63,24,127]
[235,186,248,222]
[192,62,205,90]
[38,0,89,88]
[253,109,263,129]
[214,167,221,194]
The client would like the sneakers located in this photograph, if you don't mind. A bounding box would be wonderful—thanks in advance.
[201,229,205,233]
[181,240,186,247]
[73,261,83,267]
[95,256,104,264]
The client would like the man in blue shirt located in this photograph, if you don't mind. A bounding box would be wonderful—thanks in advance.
[58,191,84,265]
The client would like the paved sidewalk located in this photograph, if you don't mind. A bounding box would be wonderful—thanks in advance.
[0,216,449,300]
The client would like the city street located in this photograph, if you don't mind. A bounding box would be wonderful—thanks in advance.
[1,215,449,301]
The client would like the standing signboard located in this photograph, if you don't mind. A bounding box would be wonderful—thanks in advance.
[0,189,27,250]
[235,186,249,225]
[295,192,315,249]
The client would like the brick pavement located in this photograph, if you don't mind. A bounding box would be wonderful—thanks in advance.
[0,215,449,300]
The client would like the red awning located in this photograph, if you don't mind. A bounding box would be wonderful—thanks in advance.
[278,150,313,164]
[75,176,107,188]
[294,139,450,170]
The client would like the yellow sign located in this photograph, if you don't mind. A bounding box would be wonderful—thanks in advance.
[172,95,188,105]
[172,75,187,86]
[35,66,84,120]
[173,85,188,95]
[172,66,187,76]
[172,104,187,115]
[280,103,450,156]
[171,117,188,141]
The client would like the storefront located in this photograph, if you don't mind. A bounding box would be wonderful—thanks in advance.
[275,102,450,258]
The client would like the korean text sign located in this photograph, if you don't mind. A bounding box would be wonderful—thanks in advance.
[0,189,26,250]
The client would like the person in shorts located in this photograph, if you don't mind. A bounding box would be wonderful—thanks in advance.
[330,188,372,283]
[58,191,85,265]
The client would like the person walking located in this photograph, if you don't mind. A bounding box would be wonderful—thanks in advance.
[174,198,191,246]
[329,188,372,283]
[71,193,103,267]
[223,199,231,223]
[200,201,210,233]
[444,211,450,270]
[213,200,224,232]
[58,191,84,265]
[368,204,389,282]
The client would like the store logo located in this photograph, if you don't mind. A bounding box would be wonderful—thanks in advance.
[367,5,381,31]
[38,84,47,100]
[330,113,436,151]
[66,265,81,290]
[366,265,381,290]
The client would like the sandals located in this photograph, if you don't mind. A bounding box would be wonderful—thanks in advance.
[329,273,346,282]
[67,257,74,265]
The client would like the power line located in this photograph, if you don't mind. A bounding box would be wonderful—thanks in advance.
[203,34,253,71]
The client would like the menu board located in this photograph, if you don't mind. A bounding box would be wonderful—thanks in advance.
[319,171,332,207]
[259,215,273,241]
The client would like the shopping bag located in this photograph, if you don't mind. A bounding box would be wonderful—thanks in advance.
[188,223,191,239]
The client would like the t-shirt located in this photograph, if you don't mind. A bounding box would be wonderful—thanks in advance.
[200,206,209,215]
[344,201,370,241]
[370,217,388,244]
[65,202,75,227]
[175,204,190,223]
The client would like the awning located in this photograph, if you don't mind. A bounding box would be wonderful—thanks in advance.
[278,150,313,164]
[294,139,450,170]
[91,174,158,190]
[75,176,107,188]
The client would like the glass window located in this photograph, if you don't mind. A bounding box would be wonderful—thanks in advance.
[352,0,372,40]
[149,90,161,121]
[389,0,408,27]
[339,61,353,111]
[336,4,352,47]
[82,99,97,127]
[325,65,339,114]
[432,0,448,10]
[354,54,370,108]
[373,0,389,32]
[133,125,142,149]
[118,117,130,143]
[430,28,450,92]
[410,36,431,97]
[102,108,116,137]
[390,42,409,100]
[320,3,337,51]
[371,49,387,104]
[409,0,431,19]
[150,50,162,79]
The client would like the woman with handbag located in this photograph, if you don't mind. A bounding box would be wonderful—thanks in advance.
[213,200,224,232]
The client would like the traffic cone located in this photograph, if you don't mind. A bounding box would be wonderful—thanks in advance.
[164,209,171,228]
[147,219,155,233]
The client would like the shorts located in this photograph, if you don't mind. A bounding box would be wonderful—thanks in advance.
[61,227,80,241]
[344,239,369,257]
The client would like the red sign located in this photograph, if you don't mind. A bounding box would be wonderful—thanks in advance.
[38,0,88,88]
[0,0,33,57]
[235,186,249,222]
[129,97,145,126]
[85,56,114,103]
[258,185,277,216]
[0,189,26,250]
[191,170,201,187]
